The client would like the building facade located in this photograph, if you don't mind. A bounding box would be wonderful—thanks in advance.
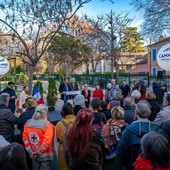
[148,37,170,76]
[130,37,170,76]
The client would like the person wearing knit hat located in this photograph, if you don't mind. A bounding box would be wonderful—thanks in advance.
[73,94,85,116]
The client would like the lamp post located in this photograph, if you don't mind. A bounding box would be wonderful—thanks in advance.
[110,10,114,79]
[109,10,117,79]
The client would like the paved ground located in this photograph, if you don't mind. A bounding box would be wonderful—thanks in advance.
[46,98,64,124]
[46,87,96,124]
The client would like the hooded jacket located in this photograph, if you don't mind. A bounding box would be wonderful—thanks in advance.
[116,120,162,170]
[153,106,170,126]
[23,119,54,161]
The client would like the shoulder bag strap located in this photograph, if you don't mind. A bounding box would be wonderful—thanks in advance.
[61,119,70,129]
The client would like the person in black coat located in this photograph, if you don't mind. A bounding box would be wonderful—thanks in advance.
[69,78,79,91]
[2,82,17,114]
[100,100,111,120]
[59,78,71,103]
[69,78,79,99]
[162,84,168,95]
[0,93,18,143]
[146,91,160,122]
[81,84,91,108]
[152,82,164,107]
[120,80,130,98]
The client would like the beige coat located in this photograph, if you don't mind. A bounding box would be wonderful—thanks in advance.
[56,114,75,170]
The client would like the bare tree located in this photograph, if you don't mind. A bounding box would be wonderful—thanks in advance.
[130,0,170,37]
[85,12,132,81]
[0,0,92,94]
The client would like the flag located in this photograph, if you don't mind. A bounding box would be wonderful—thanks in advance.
[32,86,44,104]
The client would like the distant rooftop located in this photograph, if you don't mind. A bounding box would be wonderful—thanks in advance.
[148,36,170,47]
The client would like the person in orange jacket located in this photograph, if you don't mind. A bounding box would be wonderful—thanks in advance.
[22,104,54,170]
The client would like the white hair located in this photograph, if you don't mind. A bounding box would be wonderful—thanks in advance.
[33,104,47,120]
[107,83,112,88]
[131,90,141,100]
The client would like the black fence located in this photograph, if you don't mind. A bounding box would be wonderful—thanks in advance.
[33,73,170,89]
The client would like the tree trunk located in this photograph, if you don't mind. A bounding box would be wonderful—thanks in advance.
[116,64,119,84]
[65,63,70,77]
[86,63,89,74]
[91,59,95,74]
[28,65,35,95]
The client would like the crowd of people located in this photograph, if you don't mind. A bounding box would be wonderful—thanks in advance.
[0,79,170,170]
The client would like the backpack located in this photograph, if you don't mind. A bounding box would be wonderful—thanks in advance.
[92,121,105,137]
[106,122,126,160]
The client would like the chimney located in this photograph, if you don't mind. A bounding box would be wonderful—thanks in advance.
[159,35,164,41]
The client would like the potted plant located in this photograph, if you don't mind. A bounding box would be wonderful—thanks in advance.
[47,77,57,111]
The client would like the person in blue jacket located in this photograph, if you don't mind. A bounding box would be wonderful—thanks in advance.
[2,82,17,114]
[116,100,162,170]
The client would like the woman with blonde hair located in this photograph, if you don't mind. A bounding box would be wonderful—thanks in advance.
[146,91,160,121]
[102,106,126,170]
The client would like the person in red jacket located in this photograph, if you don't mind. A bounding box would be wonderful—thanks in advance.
[133,131,170,170]
[92,84,104,100]
[23,104,54,170]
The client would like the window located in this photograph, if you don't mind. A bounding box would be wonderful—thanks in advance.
[126,65,132,70]
[139,72,145,75]
[152,48,157,61]
[152,67,157,76]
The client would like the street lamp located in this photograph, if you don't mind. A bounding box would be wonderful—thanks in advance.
[109,10,117,79]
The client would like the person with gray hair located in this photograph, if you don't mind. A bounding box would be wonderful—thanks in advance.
[153,93,170,126]
[116,100,162,170]
[73,94,85,116]
[22,104,54,170]
[0,93,18,143]
[105,83,114,103]
[69,78,79,100]
[131,89,141,103]
[123,96,136,124]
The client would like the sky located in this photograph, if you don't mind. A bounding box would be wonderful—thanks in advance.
[77,0,143,29]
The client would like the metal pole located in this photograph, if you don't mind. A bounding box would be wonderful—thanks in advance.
[110,10,114,79]
[149,38,152,75]
[0,77,1,93]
